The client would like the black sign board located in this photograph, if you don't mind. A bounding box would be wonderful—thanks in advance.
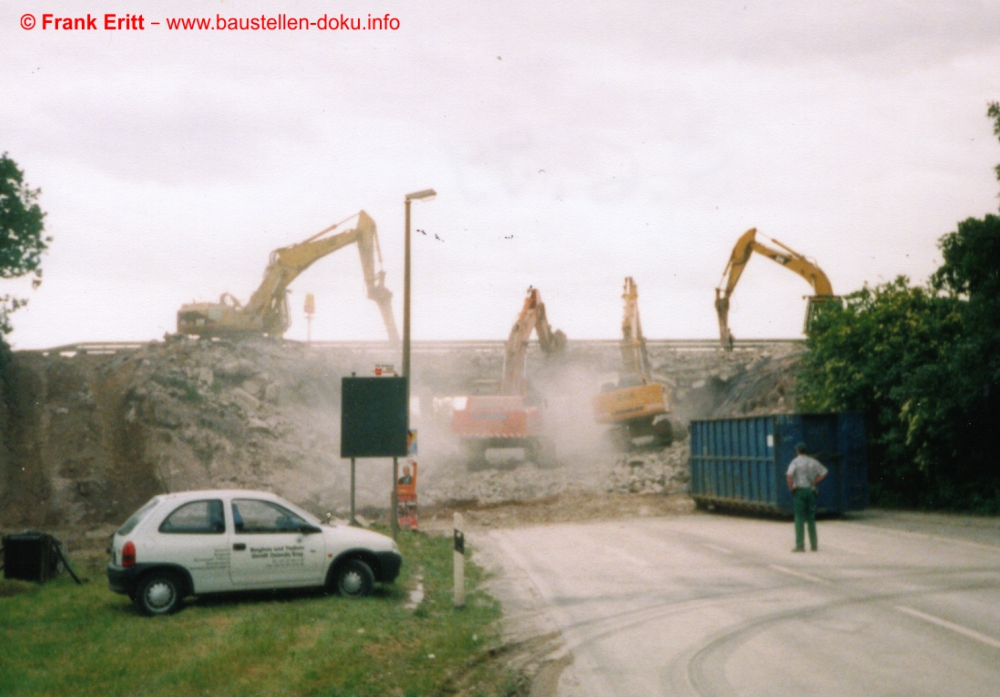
[340,377,408,458]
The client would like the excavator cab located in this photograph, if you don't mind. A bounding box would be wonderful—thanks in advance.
[804,295,841,333]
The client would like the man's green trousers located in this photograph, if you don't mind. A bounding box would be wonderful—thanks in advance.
[793,487,818,551]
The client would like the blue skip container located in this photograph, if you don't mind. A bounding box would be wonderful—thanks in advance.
[689,413,868,515]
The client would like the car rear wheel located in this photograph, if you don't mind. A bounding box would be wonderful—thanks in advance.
[135,571,184,616]
[333,559,375,597]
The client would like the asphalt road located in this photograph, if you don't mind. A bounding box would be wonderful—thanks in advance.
[475,513,1000,697]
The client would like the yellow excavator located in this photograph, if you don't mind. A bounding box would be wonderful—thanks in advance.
[452,287,566,467]
[592,277,673,448]
[715,228,836,350]
[177,210,400,343]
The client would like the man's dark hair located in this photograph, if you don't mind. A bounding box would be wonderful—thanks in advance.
[795,442,808,453]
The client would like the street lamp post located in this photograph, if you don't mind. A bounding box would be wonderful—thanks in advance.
[396,188,435,540]
[402,189,436,382]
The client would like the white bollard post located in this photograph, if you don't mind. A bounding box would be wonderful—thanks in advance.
[453,512,465,609]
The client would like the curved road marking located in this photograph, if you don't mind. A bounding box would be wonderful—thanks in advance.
[703,543,733,555]
[895,605,1000,650]
[770,564,832,585]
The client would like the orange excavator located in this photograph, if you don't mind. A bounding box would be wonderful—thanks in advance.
[177,210,399,343]
[715,228,836,350]
[592,277,673,448]
[451,287,566,468]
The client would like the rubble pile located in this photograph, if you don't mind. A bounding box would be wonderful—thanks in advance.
[0,338,802,529]
[649,345,803,421]
[605,443,691,495]
[422,457,608,507]
[0,338,394,527]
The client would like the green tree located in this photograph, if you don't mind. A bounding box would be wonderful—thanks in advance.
[929,105,1000,501]
[798,103,1000,511]
[798,278,967,507]
[932,214,1000,383]
[931,214,1000,502]
[0,153,50,334]
[989,101,1000,183]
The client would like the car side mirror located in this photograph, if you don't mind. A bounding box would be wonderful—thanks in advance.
[300,525,322,534]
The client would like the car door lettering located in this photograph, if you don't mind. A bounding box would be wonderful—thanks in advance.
[189,548,232,570]
[249,544,306,565]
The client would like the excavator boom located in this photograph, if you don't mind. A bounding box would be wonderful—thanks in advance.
[592,277,672,444]
[177,210,400,344]
[619,276,651,378]
[500,287,567,395]
[715,228,835,349]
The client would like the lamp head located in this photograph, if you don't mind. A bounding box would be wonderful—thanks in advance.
[405,188,437,202]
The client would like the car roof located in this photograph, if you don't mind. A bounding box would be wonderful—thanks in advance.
[153,489,287,503]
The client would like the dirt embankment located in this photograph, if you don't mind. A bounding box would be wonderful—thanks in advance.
[0,338,801,534]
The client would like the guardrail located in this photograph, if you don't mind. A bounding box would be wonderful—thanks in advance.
[26,337,802,357]
[28,342,154,356]
[300,338,802,352]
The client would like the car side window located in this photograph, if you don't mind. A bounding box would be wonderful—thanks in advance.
[232,499,309,534]
[117,497,161,535]
[159,500,225,534]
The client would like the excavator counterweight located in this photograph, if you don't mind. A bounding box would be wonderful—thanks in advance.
[177,210,400,343]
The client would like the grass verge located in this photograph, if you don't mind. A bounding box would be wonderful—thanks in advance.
[0,529,521,697]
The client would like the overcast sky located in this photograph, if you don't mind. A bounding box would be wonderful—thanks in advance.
[3,0,999,349]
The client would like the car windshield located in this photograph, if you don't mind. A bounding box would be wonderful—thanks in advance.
[116,497,161,535]
[272,497,322,526]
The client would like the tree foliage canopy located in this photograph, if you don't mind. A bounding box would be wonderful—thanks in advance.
[798,279,971,507]
[798,105,1000,512]
[989,101,1000,183]
[0,153,50,334]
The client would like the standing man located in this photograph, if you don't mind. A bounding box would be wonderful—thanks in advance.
[786,442,828,552]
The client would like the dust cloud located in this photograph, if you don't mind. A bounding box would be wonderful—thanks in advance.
[0,338,800,528]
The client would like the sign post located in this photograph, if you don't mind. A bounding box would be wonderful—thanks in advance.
[304,293,315,344]
[340,376,408,538]
[350,457,357,526]
[391,457,399,539]
[453,511,465,609]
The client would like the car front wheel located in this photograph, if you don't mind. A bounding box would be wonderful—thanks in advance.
[135,571,184,616]
[333,559,375,597]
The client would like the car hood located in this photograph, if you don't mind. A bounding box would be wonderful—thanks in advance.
[322,524,398,552]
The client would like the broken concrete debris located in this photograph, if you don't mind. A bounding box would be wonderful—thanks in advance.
[0,338,800,529]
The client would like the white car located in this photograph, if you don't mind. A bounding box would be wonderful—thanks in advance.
[106,489,402,615]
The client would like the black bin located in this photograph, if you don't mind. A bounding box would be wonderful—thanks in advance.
[3,532,59,583]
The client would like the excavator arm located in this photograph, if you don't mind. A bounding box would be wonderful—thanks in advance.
[619,276,652,380]
[500,287,566,396]
[178,210,400,344]
[715,228,834,349]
